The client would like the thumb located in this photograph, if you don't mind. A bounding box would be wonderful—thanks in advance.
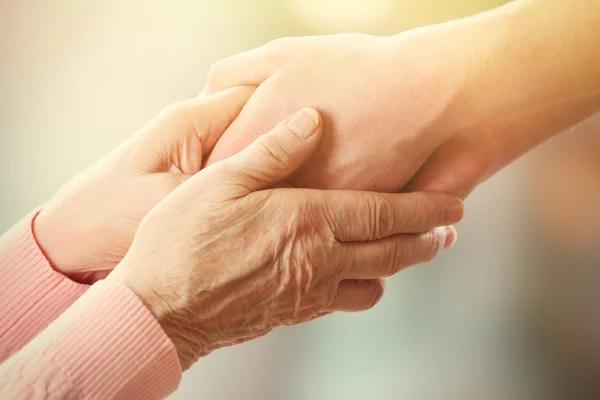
[208,107,322,196]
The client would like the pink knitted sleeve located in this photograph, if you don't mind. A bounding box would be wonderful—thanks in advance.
[0,211,89,362]
[0,280,182,399]
[0,212,182,399]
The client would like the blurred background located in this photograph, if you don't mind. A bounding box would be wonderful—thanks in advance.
[2,0,600,399]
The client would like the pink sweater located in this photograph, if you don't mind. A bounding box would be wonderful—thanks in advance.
[0,212,182,399]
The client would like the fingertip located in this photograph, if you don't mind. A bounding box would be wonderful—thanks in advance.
[332,278,386,312]
[443,199,465,225]
[370,278,386,307]
[211,107,323,194]
[285,108,322,140]
[443,225,458,249]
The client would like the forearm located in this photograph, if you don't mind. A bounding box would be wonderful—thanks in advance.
[461,0,600,126]
[392,0,600,129]
[394,1,600,198]
[477,94,600,181]
[397,0,600,178]
[465,0,600,174]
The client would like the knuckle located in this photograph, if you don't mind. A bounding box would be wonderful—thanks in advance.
[385,240,409,275]
[281,192,310,231]
[320,195,344,240]
[252,137,293,169]
[368,196,395,239]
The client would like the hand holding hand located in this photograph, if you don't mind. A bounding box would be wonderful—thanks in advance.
[203,32,472,192]
[34,87,255,282]
[108,108,464,370]
[201,3,600,199]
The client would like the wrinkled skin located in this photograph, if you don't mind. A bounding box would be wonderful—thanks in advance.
[108,109,463,370]
[34,87,256,282]
[204,33,466,192]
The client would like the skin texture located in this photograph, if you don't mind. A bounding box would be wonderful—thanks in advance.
[34,87,256,283]
[203,33,466,192]
[405,95,600,198]
[203,0,600,198]
[108,108,464,370]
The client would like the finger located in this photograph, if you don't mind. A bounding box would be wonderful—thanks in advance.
[205,108,323,197]
[323,191,464,242]
[202,46,281,94]
[329,278,386,312]
[130,86,255,175]
[341,226,456,279]
[189,86,257,157]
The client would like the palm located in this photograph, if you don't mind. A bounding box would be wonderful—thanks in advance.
[34,87,253,283]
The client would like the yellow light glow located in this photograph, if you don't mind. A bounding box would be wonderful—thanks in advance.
[285,0,398,32]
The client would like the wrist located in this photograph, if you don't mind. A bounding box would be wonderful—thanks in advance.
[33,208,106,284]
[31,279,182,398]
[385,9,513,135]
[384,0,588,162]
[440,0,600,165]
[479,94,600,176]
[106,265,199,370]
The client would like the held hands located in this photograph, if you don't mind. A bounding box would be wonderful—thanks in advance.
[34,87,255,282]
[108,108,464,370]
[203,33,471,192]
[202,25,591,199]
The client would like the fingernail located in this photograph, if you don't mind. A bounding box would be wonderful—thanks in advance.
[444,226,457,249]
[286,108,320,139]
[443,202,464,225]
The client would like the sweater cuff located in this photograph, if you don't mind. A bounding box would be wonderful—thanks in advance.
[42,279,182,399]
[0,210,89,360]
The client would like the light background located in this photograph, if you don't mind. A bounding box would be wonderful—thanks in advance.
[2,1,600,399]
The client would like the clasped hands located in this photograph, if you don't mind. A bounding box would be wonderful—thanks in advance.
[33,31,488,371]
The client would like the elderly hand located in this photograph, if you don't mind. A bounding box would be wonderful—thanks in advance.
[107,108,464,370]
[34,87,255,283]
